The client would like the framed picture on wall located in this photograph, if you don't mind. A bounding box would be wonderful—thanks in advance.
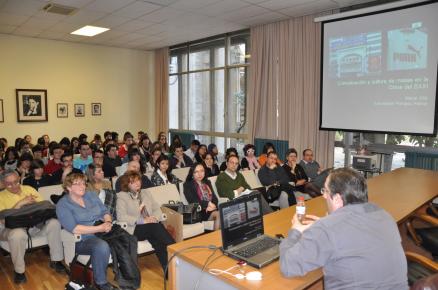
[57,103,68,118]
[0,99,4,122]
[16,89,48,122]
[91,103,101,116]
[74,104,85,117]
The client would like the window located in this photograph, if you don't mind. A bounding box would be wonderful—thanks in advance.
[168,31,250,154]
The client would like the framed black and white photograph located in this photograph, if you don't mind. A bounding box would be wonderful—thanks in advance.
[57,103,68,118]
[74,104,85,117]
[16,89,48,122]
[0,99,4,122]
[91,103,101,116]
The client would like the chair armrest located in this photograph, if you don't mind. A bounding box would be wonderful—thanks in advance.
[406,251,438,272]
[161,206,183,242]
[60,229,80,265]
[61,229,81,243]
[115,221,128,230]
[218,197,229,205]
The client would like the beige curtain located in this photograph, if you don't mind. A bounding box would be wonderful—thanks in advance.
[248,15,335,168]
[154,47,169,134]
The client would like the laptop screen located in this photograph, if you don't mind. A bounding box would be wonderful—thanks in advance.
[219,193,264,250]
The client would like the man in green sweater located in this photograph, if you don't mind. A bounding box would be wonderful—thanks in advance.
[216,155,272,214]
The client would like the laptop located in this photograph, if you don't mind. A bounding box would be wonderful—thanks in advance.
[219,192,280,268]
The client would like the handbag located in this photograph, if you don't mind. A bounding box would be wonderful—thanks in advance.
[69,255,94,286]
[163,200,202,224]
[4,201,56,229]
[266,185,282,203]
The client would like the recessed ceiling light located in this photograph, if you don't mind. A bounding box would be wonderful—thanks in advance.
[71,25,109,37]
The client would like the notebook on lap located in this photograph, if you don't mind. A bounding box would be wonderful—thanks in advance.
[219,193,280,268]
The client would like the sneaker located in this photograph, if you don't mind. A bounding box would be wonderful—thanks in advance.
[96,282,120,290]
[50,261,67,273]
[14,271,27,284]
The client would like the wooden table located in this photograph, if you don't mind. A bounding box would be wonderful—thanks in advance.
[167,168,438,290]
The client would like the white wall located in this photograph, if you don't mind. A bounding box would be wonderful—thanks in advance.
[0,34,155,144]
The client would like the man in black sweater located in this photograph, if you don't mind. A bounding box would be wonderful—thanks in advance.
[103,144,122,178]
[258,151,296,207]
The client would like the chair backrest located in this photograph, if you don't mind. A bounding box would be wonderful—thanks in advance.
[115,166,122,176]
[241,170,262,189]
[208,176,219,198]
[145,184,181,205]
[411,273,438,290]
[111,176,119,190]
[38,184,64,202]
[172,167,190,182]
[178,183,189,205]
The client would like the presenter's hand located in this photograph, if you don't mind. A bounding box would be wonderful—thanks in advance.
[291,214,320,233]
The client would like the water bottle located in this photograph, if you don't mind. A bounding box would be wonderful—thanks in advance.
[296,196,306,223]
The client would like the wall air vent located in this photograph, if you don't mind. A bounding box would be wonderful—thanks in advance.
[42,3,78,16]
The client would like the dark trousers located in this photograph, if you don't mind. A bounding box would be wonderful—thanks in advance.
[133,223,175,271]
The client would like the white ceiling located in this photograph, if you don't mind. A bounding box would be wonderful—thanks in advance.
[0,0,379,50]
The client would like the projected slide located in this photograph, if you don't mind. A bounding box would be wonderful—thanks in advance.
[321,1,438,135]
[387,24,427,71]
[329,32,382,78]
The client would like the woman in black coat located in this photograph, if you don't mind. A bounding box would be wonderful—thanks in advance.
[183,163,220,230]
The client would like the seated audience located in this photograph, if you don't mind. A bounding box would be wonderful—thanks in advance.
[258,151,296,207]
[183,163,220,230]
[91,134,103,149]
[279,168,408,290]
[116,171,175,271]
[169,144,193,170]
[3,147,19,171]
[207,143,221,164]
[51,152,82,184]
[43,144,63,174]
[118,132,134,159]
[203,153,220,177]
[115,160,153,192]
[86,164,116,220]
[240,144,260,170]
[216,155,272,214]
[59,137,70,153]
[170,135,184,152]
[151,155,180,186]
[119,148,144,176]
[17,140,32,156]
[56,173,119,290]
[219,147,240,171]
[138,134,151,162]
[31,145,45,164]
[15,153,33,183]
[122,143,140,164]
[111,132,119,146]
[23,135,33,147]
[70,137,80,154]
[157,132,170,154]
[92,149,104,167]
[298,149,329,189]
[23,159,52,190]
[194,144,207,163]
[282,148,320,197]
[73,142,93,172]
[145,148,162,178]
[258,142,274,167]
[103,144,122,178]
[184,140,200,162]
[0,170,65,284]
[78,133,88,144]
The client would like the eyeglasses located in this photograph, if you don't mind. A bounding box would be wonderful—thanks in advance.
[72,181,86,186]
[5,181,20,187]
[247,149,255,153]
[321,187,329,195]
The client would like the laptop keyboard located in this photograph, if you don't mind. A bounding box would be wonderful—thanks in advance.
[232,237,280,258]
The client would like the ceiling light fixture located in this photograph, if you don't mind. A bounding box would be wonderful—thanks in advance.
[71,25,110,37]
